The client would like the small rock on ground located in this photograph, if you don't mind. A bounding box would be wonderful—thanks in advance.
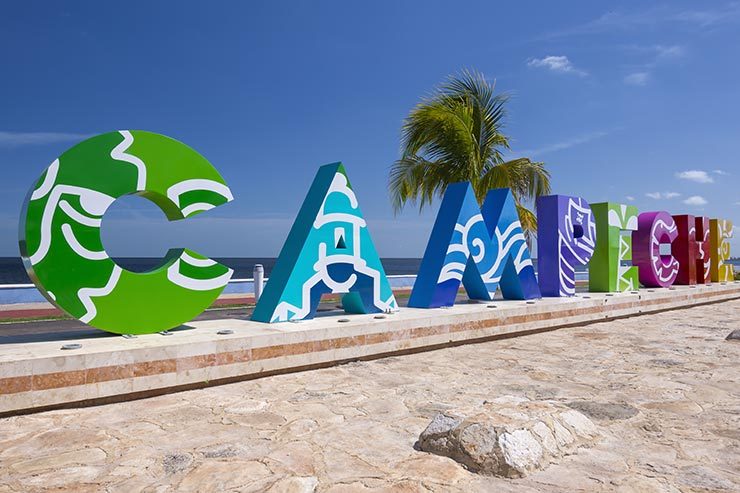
[725,328,740,340]
[418,399,599,478]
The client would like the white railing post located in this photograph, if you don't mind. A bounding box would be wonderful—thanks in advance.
[253,264,264,301]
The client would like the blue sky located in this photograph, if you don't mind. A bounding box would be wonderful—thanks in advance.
[1,1,738,258]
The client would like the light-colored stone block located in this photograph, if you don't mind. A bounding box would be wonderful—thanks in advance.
[0,283,738,415]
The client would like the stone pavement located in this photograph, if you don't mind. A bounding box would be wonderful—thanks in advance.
[0,300,738,492]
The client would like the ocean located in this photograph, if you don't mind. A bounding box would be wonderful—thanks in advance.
[1,257,737,285]
[0,257,423,284]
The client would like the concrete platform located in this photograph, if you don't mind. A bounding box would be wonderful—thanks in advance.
[1,282,738,416]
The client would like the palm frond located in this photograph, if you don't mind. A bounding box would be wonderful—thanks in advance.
[515,204,538,235]
[389,155,453,213]
[478,158,551,204]
[389,69,550,225]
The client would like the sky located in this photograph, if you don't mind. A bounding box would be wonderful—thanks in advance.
[1,1,738,259]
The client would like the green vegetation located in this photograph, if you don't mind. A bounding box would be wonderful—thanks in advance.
[389,70,551,234]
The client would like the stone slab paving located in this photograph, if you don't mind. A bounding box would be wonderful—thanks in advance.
[0,299,738,492]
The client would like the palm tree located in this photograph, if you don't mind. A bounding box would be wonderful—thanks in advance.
[389,70,550,234]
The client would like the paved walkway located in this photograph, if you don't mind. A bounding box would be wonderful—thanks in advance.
[1,300,738,492]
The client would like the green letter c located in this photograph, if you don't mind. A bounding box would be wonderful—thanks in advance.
[20,130,233,334]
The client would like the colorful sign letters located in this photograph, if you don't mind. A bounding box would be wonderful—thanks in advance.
[672,215,711,285]
[18,131,736,332]
[19,131,234,334]
[710,219,735,282]
[408,184,539,308]
[536,195,596,297]
[632,212,679,288]
[251,163,397,323]
[694,216,712,284]
[588,203,639,292]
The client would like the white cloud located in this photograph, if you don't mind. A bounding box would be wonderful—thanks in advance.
[683,195,708,206]
[624,44,686,60]
[654,44,685,59]
[676,170,714,183]
[646,192,681,199]
[713,169,728,175]
[543,4,740,39]
[0,131,90,147]
[527,56,587,76]
[672,5,740,27]
[626,195,635,201]
[624,72,650,86]
[618,45,684,87]
[516,131,607,157]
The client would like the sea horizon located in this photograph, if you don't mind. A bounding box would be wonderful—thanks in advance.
[3,256,737,285]
[0,256,425,284]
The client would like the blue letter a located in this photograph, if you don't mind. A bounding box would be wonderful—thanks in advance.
[408,183,540,308]
[252,163,397,323]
